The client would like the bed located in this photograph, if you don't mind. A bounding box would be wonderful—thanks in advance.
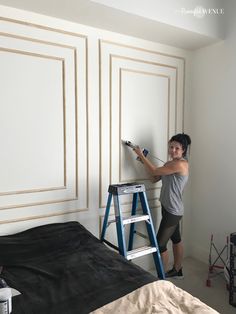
[0,221,219,314]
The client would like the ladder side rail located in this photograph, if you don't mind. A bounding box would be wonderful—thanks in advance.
[139,191,165,279]
[114,195,127,257]
[101,193,113,241]
[128,192,138,251]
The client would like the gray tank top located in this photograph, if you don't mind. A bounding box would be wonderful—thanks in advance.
[159,173,188,216]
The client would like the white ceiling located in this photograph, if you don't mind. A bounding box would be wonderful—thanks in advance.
[0,0,224,50]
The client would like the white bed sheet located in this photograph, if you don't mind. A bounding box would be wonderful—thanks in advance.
[91,280,219,314]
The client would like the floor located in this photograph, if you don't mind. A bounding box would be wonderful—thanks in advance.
[150,257,235,314]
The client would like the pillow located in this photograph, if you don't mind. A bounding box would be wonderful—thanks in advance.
[0,221,85,264]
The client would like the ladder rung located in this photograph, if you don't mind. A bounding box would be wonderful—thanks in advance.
[107,219,116,227]
[123,214,149,225]
[127,245,157,260]
[135,231,148,239]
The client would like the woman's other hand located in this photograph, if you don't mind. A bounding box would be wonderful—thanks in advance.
[133,146,143,158]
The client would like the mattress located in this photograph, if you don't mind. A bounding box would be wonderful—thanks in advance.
[0,221,155,313]
[0,221,219,314]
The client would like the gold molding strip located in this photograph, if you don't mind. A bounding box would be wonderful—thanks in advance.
[73,49,78,198]
[0,17,87,39]
[109,53,113,185]
[98,203,161,235]
[0,31,77,50]
[0,46,63,61]
[62,59,67,187]
[100,40,186,61]
[182,59,186,132]
[111,53,178,69]
[85,37,89,208]
[99,201,161,215]
[99,39,103,211]
[148,186,161,191]
[0,196,78,211]
[100,192,161,209]
[0,186,66,197]
[120,67,171,78]
[175,68,178,133]
[0,207,87,225]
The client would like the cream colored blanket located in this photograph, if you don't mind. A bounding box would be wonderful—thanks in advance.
[91,280,219,314]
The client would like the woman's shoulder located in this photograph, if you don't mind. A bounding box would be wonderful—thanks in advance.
[165,159,188,166]
[178,159,189,175]
[167,159,188,175]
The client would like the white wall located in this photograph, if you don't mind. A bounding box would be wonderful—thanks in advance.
[0,0,224,50]
[0,5,190,274]
[91,0,225,39]
[5,0,233,271]
[189,0,235,262]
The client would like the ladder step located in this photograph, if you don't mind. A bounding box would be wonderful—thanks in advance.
[127,245,157,260]
[107,219,116,227]
[123,214,149,225]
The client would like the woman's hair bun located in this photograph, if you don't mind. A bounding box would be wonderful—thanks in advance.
[183,133,191,145]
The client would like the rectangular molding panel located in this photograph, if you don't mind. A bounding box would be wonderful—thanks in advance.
[0,16,88,223]
[99,40,185,210]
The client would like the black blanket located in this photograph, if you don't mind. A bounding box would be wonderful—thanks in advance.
[0,221,156,314]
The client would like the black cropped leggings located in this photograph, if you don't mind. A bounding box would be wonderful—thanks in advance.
[157,206,183,253]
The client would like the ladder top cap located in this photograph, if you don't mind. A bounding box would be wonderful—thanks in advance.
[108,183,146,195]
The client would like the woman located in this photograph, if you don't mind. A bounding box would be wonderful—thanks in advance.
[133,133,191,278]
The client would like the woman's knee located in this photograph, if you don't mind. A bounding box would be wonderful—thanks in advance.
[170,225,181,244]
[158,241,168,253]
[172,238,181,245]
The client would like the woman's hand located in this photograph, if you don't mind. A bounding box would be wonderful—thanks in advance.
[151,175,161,183]
[133,146,143,158]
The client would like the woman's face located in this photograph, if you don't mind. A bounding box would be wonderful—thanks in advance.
[168,141,184,160]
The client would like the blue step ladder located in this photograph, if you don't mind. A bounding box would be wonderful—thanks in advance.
[101,183,165,279]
